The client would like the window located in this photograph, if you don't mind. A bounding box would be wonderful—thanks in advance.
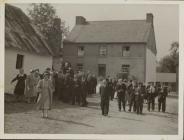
[16,54,24,69]
[122,46,130,56]
[121,64,130,73]
[99,46,107,56]
[77,63,83,71]
[78,46,84,56]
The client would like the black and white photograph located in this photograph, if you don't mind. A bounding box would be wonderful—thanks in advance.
[1,1,182,139]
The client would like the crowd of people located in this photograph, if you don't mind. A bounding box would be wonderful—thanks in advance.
[11,62,97,118]
[98,77,168,116]
[10,62,168,118]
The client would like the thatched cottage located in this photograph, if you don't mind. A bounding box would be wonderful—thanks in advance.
[5,4,54,93]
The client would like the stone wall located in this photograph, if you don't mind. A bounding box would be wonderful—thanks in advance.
[63,43,146,81]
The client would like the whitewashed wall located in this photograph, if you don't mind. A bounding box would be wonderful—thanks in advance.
[5,48,52,94]
[145,48,156,83]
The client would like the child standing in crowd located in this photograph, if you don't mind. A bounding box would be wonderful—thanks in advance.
[36,71,54,118]
[11,68,27,102]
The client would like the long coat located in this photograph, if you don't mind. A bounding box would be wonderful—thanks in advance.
[11,74,27,96]
[36,79,54,110]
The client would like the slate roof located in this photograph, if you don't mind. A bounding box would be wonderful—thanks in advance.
[65,20,152,43]
[5,4,53,56]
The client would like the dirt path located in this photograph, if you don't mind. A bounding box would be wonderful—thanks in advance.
[4,94,178,134]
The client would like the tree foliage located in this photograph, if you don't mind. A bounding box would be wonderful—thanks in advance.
[28,3,69,39]
[157,42,179,73]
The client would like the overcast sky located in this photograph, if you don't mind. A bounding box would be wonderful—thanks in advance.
[11,3,179,60]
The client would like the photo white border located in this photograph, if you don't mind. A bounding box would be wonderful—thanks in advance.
[0,0,183,139]
[179,3,184,140]
[0,0,5,137]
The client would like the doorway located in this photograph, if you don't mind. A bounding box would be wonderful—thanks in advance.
[98,64,106,77]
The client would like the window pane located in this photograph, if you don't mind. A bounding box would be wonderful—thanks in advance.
[122,46,130,56]
[99,46,107,56]
[78,46,84,56]
[121,64,130,73]
[77,63,83,71]
[16,54,24,69]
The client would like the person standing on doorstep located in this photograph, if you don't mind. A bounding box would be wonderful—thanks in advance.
[11,68,27,102]
[36,71,54,118]
[100,79,110,116]
[147,83,156,112]
[25,69,36,103]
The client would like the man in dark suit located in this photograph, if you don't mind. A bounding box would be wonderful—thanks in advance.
[158,84,168,112]
[72,74,81,105]
[100,79,111,116]
[116,79,127,112]
[147,83,156,112]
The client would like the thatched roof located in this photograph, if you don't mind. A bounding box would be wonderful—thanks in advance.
[5,4,54,56]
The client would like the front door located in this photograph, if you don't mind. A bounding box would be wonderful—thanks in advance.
[98,64,106,77]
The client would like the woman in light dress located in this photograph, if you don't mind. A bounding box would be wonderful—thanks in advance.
[36,71,54,118]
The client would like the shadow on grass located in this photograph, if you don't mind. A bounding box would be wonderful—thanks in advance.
[5,96,101,114]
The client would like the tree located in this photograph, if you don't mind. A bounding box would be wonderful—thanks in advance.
[157,55,176,73]
[157,41,179,73]
[27,3,69,39]
[170,41,179,66]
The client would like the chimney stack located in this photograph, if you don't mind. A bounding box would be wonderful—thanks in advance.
[76,16,86,25]
[146,13,153,24]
